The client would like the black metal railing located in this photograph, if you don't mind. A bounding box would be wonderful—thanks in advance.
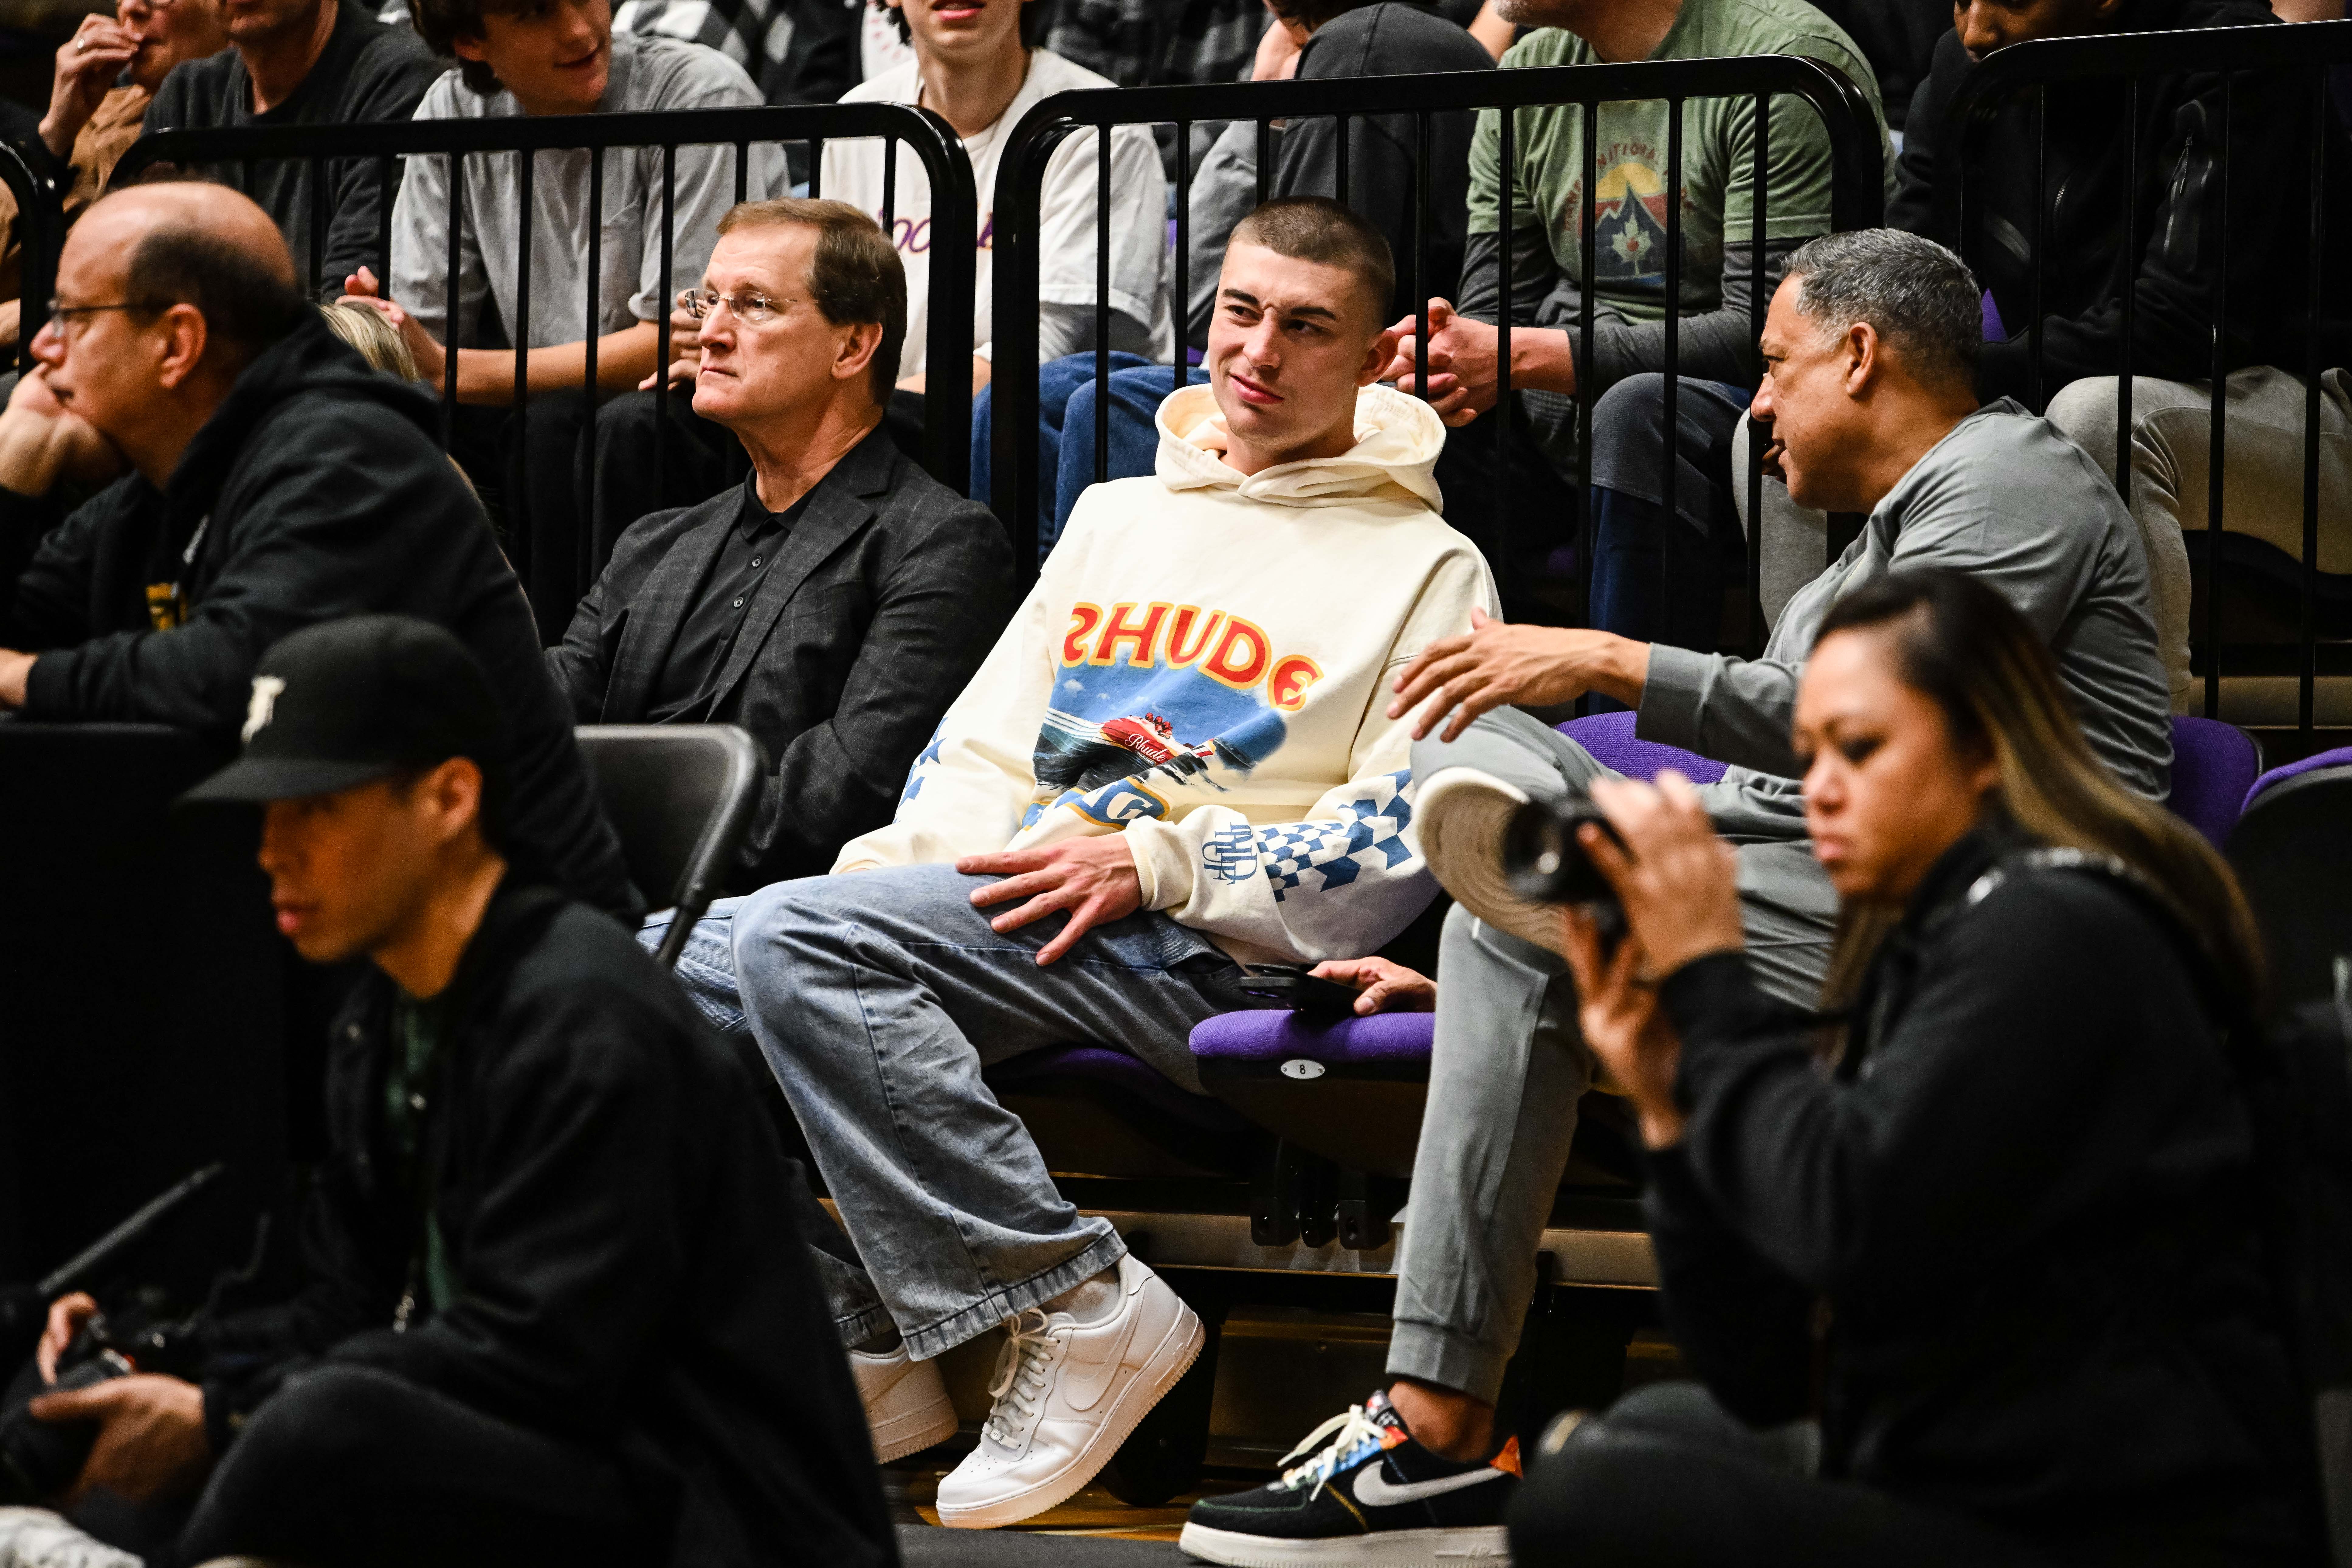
[110,102,976,601]
[3,140,64,376]
[988,57,1886,654]
[1938,19,2352,742]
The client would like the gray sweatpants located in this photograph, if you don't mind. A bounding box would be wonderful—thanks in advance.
[1385,707,1837,1404]
[649,864,1255,1360]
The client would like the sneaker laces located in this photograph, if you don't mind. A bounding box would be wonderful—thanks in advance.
[1275,1403,1390,1498]
[980,1307,1061,1447]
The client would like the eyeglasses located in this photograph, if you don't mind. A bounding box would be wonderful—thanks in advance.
[678,288,796,326]
[47,300,158,329]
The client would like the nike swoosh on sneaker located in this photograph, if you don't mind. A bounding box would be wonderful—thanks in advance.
[1349,1463,1511,1508]
[1056,1305,1143,1414]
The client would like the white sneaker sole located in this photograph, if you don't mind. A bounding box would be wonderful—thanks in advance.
[933,1298,1205,1529]
[1176,1521,1511,1566]
[869,1383,959,1465]
[1414,767,1558,955]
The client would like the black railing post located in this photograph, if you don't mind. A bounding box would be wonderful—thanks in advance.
[1747,91,1768,654]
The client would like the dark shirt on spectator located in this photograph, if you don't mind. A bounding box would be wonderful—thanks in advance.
[1047,0,1265,87]
[645,477,814,722]
[145,0,439,297]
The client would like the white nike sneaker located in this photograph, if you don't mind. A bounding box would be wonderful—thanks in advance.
[848,1340,959,1463]
[932,1254,1204,1529]
[1413,767,1561,953]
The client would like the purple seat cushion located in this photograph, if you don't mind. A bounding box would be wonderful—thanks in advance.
[987,1044,1247,1131]
[1190,1008,1436,1068]
[1559,710,1728,786]
[2243,745,2352,814]
[2166,715,2262,847]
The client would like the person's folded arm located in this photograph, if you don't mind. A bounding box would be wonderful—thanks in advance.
[742,496,1017,885]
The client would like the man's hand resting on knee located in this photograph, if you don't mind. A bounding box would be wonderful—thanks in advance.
[1388,607,1652,742]
[30,1373,209,1506]
[959,836,1143,966]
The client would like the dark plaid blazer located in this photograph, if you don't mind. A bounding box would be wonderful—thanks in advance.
[547,424,1015,894]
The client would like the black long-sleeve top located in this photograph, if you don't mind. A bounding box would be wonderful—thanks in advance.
[1647,828,2316,1563]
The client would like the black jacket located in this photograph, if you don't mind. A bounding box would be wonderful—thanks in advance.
[1279,3,1495,327]
[194,883,896,1568]
[144,0,440,296]
[547,424,1014,892]
[1648,829,2315,1562]
[0,314,637,918]
[1891,0,2352,403]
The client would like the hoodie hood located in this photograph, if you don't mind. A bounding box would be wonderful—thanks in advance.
[165,312,444,521]
[1154,381,1447,512]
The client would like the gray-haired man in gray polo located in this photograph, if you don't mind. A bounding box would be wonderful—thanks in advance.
[1178,229,2175,1567]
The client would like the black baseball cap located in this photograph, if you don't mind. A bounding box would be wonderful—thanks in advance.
[183,615,510,806]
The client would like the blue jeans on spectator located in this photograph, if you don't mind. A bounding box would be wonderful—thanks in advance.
[970,352,1206,563]
[1588,374,1751,658]
[645,865,1254,1359]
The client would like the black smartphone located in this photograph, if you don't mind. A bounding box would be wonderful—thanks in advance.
[1238,965,1364,1021]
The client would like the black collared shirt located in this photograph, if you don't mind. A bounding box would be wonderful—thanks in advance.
[646,474,814,722]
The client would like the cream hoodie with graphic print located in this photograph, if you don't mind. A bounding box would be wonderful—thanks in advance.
[834,383,1496,968]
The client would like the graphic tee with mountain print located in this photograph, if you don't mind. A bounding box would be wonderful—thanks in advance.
[1469,1,1885,326]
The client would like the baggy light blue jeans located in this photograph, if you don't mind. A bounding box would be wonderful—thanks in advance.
[647,864,1255,1360]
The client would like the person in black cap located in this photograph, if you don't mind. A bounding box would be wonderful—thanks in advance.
[13,614,895,1568]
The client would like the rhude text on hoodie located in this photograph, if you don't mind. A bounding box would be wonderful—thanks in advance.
[837,383,1496,967]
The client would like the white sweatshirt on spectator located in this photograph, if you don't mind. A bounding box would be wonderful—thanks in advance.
[835,383,1494,967]
[822,47,1172,376]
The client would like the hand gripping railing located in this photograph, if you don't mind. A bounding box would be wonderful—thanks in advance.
[988,56,1885,658]
[1936,19,2352,743]
[111,101,976,576]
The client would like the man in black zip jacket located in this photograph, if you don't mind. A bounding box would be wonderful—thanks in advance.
[20,615,895,1568]
[0,179,637,919]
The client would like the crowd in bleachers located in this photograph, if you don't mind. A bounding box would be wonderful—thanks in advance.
[0,0,2347,1563]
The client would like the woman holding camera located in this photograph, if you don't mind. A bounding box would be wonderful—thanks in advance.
[1510,569,2317,1566]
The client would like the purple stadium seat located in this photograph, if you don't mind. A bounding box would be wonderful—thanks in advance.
[2242,745,2352,814]
[2166,715,2263,847]
[1190,1008,1434,1069]
[1558,710,1728,785]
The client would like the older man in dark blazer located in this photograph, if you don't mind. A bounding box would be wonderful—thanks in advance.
[549,197,1014,891]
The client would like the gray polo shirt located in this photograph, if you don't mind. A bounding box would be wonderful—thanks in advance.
[389,33,787,349]
[1640,400,2174,839]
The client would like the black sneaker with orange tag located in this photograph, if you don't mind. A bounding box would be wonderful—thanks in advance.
[1178,1390,1519,1566]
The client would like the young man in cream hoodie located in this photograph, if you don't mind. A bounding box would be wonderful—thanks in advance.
[658,197,1494,1530]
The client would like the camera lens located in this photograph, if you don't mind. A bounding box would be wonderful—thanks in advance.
[1501,794,1621,908]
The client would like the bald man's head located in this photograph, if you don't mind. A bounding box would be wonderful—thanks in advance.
[70,182,305,370]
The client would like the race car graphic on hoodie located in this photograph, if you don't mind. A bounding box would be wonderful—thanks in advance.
[1026,602,1302,828]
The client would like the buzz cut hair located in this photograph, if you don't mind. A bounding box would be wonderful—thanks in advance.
[1228,196,1396,327]
[1784,229,1983,389]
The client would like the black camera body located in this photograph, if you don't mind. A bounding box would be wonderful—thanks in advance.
[0,1304,199,1506]
[1501,788,1631,948]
